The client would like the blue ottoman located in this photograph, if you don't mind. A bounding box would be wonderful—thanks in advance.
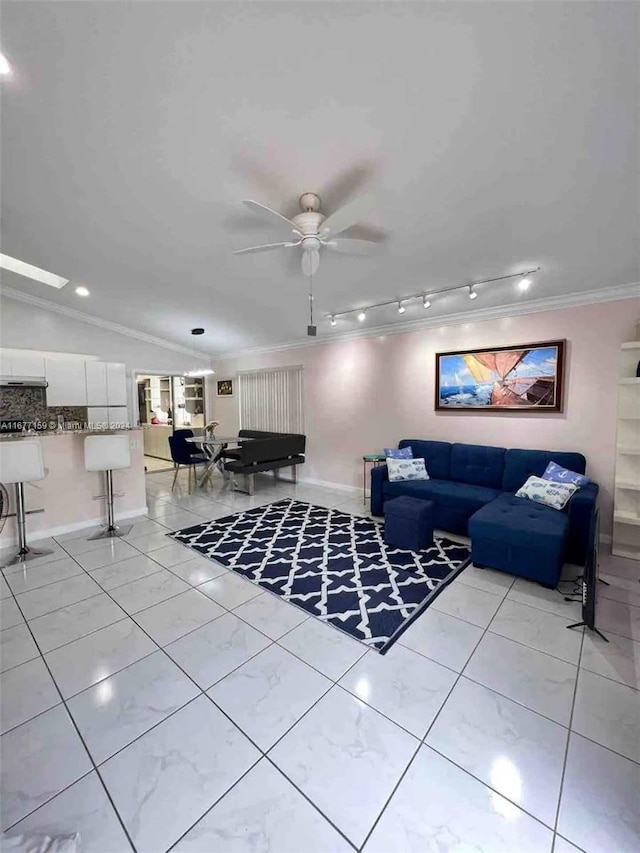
[468,493,569,587]
[384,496,434,551]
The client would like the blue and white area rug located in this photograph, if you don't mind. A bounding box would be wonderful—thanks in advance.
[169,499,470,653]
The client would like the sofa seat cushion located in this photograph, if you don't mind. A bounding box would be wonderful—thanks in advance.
[469,493,569,549]
[383,478,500,515]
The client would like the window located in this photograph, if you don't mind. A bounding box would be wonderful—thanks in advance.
[238,366,304,433]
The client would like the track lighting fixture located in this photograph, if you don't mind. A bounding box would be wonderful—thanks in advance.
[326,267,540,326]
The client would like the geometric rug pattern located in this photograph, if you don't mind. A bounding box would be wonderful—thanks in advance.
[169,499,470,653]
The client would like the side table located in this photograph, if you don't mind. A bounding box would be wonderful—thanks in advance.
[362,453,386,504]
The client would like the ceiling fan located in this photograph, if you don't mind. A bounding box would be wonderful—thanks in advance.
[233,192,382,277]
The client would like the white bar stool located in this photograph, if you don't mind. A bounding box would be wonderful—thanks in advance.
[0,439,53,567]
[84,434,132,540]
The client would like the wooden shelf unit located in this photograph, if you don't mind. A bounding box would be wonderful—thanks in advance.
[612,342,640,560]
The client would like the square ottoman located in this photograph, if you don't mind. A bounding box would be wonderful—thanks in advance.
[468,493,569,587]
[384,496,434,552]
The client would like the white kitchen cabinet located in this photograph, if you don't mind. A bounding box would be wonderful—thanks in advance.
[106,363,127,406]
[86,407,109,429]
[0,351,11,375]
[85,361,108,405]
[45,359,88,406]
[9,352,46,377]
[107,406,129,429]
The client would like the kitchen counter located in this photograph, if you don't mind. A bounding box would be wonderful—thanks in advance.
[0,428,147,546]
[0,428,140,441]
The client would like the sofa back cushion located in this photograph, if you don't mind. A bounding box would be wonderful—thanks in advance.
[450,443,506,489]
[398,440,451,480]
[503,449,586,493]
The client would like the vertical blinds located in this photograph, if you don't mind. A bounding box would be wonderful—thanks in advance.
[238,366,304,433]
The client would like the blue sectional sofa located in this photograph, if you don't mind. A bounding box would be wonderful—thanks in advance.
[371,440,598,584]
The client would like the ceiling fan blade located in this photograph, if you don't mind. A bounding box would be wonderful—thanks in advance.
[242,200,299,233]
[233,241,299,255]
[301,249,320,277]
[324,238,379,255]
[320,194,374,237]
[318,160,377,213]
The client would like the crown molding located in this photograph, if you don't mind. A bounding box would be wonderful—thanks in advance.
[212,281,640,362]
[0,285,213,360]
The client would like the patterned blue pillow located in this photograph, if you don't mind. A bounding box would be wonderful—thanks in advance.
[542,461,589,487]
[384,446,413,460]
[387,458,429,482]
[516,475,578,510]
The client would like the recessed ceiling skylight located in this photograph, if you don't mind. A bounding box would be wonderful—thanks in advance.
[0,253,69,289]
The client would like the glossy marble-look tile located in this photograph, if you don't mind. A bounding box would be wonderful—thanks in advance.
[146,542,201,569]
[269,686,418,846]
[100,695,260,853]
[68,650,199,764]
[45,618,156,698]
[398,607,483,673]
[507,577,582,620]
[558,733,640,853]
[233,590,309,640]
[127,531,172,554]
[1,595,25,629]
[165,555,228,586]
[364,745,553,853]
[4,771,132,852]
[135,588,225,646]
[552,837,583,853]
[28,593,126,653]
[489,598,583,664]
[73,540,139,572]
[571,669,640,762]
[173,757,352,853]
[596,597,640,642]
[199,572,264,610]
[107,568,190,615]
[580,630,640,689]
[0,622,39,672]
[599,572,640,609]
[431,580,503,628]
[166,612,271,689]
[208,644,331,750]
[121,518,170,539]
[56,532,128,557]
[339,644,457,738]
[278,616,366,680]
[0,704,92,831]
[0,541,67,571]
[88,553,164,590]
[0,656,60,734]
[464,632,577,725]
[3,556,84,595]
[426,677,568,826]
[456,564,515,597]
[16,573,102,620]
[0,574,12,599]
[151,509,207,531]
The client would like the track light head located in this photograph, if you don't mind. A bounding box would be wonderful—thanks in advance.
[468,285,478,300]
[397,301,405,314]
[357,310,367,322]
[518,275,532,292]
[330,315,337,327]
[423,296,431,309]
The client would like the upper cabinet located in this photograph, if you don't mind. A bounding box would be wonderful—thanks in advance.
[45,359,88,406]
[106,362,127,406]
[85,361,108,405]
[6,352,46,377]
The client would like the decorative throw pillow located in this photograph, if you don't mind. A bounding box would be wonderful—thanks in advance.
[387,457,429,482]
[516,475,578,510]
[542,461,590,487]
[384,446,413,460]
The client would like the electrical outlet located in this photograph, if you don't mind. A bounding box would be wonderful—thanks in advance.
[130,439,140,450]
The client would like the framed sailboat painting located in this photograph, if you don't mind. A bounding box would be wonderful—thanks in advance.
[435,340,566,412]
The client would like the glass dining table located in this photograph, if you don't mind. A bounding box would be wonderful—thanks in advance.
[185,434,255,488]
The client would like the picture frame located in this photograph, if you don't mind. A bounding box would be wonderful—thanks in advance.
[435,340,566,412]
[216,379,234,397]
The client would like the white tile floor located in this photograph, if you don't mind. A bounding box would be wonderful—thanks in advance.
[0,469,638,852]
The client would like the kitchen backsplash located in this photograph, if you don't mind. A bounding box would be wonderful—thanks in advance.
[0,387,88,431]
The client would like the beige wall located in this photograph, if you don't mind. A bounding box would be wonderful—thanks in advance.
[209,298,640,534]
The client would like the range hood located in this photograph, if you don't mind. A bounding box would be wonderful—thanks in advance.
[0,376,48,388]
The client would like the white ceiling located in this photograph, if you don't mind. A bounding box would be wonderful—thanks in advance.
[1,1,638,356]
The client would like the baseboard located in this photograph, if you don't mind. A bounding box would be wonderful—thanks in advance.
[0,506,149,548]
[297,475,361,497]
